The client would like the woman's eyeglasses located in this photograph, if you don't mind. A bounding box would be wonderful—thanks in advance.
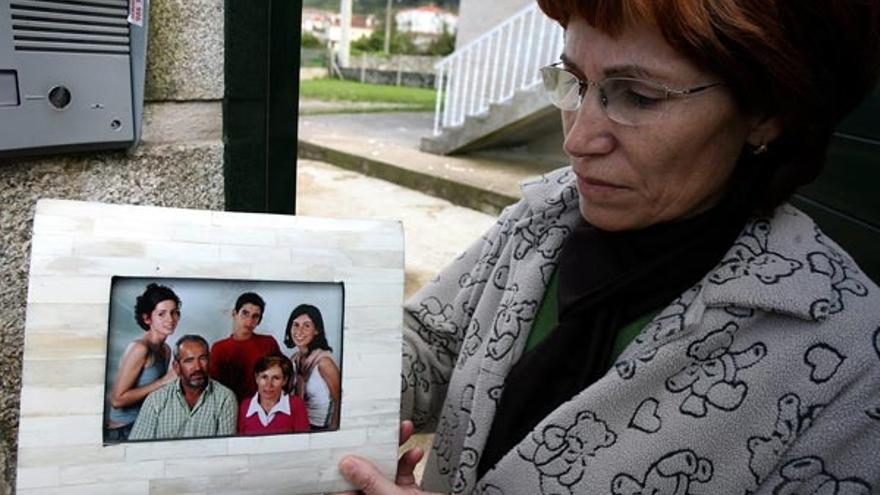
[539,62,723,127]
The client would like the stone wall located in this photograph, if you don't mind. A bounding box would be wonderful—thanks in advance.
[338,67,435,88]
[347,54,441,74]
[0,0,225,492]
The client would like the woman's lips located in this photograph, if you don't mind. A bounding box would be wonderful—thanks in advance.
[575,172,628,199]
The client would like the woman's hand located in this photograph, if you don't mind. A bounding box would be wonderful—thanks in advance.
[338,421,443,495]
[161,366,177,385]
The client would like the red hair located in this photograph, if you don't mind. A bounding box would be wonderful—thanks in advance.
[537,0,880,209]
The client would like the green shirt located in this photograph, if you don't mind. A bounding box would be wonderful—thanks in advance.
[129,378,237,440]
[525,269,657,363]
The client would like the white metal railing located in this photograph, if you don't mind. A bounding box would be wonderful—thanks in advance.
[432,3,563,136]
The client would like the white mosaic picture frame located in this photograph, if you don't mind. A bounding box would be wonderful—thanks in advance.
[17,199,404,495]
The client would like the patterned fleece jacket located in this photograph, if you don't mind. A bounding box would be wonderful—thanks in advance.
[401,167,880,495]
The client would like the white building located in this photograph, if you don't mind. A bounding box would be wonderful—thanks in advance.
[395,5,457,43]
[302,8,376,44]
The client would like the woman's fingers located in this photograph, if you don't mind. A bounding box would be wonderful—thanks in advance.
[395,447,424,487]
[339,455,407,495]
[399,420,415,446]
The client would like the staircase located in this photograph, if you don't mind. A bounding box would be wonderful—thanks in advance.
[420,3,563,155]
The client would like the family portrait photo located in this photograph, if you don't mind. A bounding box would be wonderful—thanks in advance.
[103,276,344,443]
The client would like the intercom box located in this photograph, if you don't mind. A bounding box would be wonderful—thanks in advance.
[0,0,148,157]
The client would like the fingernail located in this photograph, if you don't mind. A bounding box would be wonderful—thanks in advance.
[339,456,357,477]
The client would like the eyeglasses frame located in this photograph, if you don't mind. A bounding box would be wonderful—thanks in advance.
[540,62,725,124]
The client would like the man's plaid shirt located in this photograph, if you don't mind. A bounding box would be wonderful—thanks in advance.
[130,378,237,440]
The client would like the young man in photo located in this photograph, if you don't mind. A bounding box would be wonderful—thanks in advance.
[129,335,237,440]
[209,292,282,401]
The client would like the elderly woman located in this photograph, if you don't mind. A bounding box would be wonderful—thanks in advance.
[238,355,310,435]
[338,1,880,494]
[106,283,180,441]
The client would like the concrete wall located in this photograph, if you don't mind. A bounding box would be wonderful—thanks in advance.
[0,0,225,492]
[455,0,532,49]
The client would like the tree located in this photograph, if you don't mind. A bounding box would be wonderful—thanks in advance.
[426,24,455,56]
[351,21,420,55]
[301,31,324,49]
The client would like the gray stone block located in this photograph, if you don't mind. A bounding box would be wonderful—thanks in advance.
[145,0,224,101]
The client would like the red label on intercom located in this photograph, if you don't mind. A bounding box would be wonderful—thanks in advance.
[128,0,144,26]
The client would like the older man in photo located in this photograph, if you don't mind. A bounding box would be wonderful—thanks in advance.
[129,334,237,440]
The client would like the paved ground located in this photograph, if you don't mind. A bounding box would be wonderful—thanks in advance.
[296,159,495,299]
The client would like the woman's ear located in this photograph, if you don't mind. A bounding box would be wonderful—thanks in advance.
[746,114,784,148]
[141,313,151,328]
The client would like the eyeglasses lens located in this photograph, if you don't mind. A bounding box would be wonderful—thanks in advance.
[541,67,581,111]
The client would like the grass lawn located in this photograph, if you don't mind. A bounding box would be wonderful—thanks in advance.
[299,78,436,112]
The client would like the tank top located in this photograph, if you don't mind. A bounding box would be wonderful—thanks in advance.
[294,349,336,428]
[108,350,167,425]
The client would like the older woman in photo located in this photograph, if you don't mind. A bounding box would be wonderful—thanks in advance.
[284,304,341,430]
[338,1,880,493]
[106,283,180,441]
[238,355,310,435]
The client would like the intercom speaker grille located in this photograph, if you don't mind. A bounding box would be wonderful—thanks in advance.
[10,0,130,54]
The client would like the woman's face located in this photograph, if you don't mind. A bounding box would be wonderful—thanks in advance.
[561,16,764,231]
[290,314,318,350]
[142,299,180,337]
[256,365,287,405]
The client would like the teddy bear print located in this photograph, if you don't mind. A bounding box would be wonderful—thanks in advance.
[415,297,460,336]
[456,321,483,370]
[611,449,713,495]
[539,175,579,218]
[451,447,479,494]
[615,286,701,379]
[639,285,702,344]
[517,411,617,495]
[517,410,617,495]
[746,393,824,483]
[486,286,538,361]
[401,348,431,395]
[807,249,868,319]
[666,322,766,417]
[513,224,571,261]
[433,404,461,476]
[411,296,464,364]
[459,261,511,292]
[772,456,871,495]
[709,219,803,285]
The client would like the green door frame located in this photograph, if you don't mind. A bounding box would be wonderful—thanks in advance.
[223,0,301,214]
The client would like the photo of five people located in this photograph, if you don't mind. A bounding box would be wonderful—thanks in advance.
[103,277,344,443]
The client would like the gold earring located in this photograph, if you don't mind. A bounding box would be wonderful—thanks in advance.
[752,143,768,155]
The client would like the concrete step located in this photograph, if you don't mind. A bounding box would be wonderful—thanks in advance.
[420,87,557,155]
[297,111,560,216]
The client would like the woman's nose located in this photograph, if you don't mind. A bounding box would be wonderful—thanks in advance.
[562,97,616,158]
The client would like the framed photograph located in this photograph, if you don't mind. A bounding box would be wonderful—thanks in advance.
[17,199,404,494]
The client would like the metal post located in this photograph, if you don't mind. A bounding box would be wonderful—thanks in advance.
[339,0,352,67]
[383,0,392,54]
